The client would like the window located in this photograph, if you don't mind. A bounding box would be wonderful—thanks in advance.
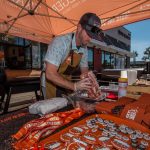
[32,43,41,69]
[15,37,24,46]
[101,51,111,69]
[118,40,130,51]
[101,51,126,69]
[110,54,115,69]
[25,46,31,69]
[105,52,111,68]
[118,30,131,40]
[115,54,125,69]
[40,43,48,69]
[102,51,105,68]
[88,47,94,70]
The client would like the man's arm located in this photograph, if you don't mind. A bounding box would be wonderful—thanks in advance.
[45,62,75,90]
[44,35,75,90]
[46,62,92,91]
[80,67,88,74]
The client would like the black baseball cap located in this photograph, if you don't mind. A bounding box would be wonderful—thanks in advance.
[79,12,103,41]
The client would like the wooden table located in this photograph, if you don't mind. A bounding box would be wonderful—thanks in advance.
[127,85,150,99]
[3,76,40,113]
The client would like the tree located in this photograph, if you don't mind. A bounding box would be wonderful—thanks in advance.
[133,50,138,64]
[142,47,150,61]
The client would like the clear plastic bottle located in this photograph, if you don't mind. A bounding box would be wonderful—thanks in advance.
[118,78,128,98]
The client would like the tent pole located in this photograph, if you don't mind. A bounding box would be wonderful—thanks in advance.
[32,0,42,12]
[29,0,32,10]
[7,0,29,12]
[40,1,76,26]
[5,0,30,34]
[102,0,149,24]
[4,13,28,24]
[99,0,140,16]
[102,8,150,20]
[34,12,78,22]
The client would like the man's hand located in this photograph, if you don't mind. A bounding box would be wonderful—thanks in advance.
[45,62,74,90]
[74,78,92,91]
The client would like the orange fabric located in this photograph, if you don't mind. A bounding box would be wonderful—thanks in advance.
[145,105,150,114]
[96,96,135,114]
[96,95,150,126]
[40,114,150,148]
[138,93,150,104]
[142,113,150,127]
[96,102,117,114]
[115,96,136,104]
[120,105,145,123]
[12,108,84,150]
[120,94,150,124]
[0,0,150,43]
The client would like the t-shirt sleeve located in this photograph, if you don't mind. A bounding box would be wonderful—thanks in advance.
[44,37,66,67]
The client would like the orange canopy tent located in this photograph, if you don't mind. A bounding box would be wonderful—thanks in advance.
[0,0,149,44]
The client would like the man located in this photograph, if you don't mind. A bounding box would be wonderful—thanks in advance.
[44,12,102,99]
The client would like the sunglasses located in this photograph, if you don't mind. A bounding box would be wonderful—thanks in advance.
[91,26,103,36]
[84,24,103,35]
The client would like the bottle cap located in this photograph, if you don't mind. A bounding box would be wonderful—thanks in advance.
[121,70,127,78]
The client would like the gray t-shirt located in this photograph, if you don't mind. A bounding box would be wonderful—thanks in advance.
[44,32,88,68]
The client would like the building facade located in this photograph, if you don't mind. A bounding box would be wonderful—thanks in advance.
[0,26,132,71]
[88,26,132,72]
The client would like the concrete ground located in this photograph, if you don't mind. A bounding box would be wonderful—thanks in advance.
[0,69,41,114]
[1,91,39,114]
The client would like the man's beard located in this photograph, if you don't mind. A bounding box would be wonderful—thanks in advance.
[78,31,87,48]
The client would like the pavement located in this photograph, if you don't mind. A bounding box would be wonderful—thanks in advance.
[0,91,38,114]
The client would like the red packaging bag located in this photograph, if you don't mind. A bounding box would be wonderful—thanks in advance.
[80,71,101,100]
[120,105,145,123]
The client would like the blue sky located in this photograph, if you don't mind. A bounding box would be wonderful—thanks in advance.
[125,19,150,61]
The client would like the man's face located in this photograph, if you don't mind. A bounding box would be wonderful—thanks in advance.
[79,27,91,47]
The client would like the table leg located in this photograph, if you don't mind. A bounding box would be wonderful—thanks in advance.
[3,87,12,114]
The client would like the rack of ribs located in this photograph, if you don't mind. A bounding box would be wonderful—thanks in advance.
[80,71,101,100]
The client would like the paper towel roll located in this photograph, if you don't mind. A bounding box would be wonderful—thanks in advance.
[121,70,127,78]
[29,98,68,115]
[127,70,137,85]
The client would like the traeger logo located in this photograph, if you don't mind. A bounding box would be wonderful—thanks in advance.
[126,108,138,120]
[52,0,77,12]
[7,0,41,11]
[93,21,100,27]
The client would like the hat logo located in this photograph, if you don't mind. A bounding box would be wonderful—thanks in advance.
[93,21,99,27]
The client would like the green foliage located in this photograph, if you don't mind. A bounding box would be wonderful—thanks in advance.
[133,51,138,57]
[142,47,150,61]
[133,50,138,63]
